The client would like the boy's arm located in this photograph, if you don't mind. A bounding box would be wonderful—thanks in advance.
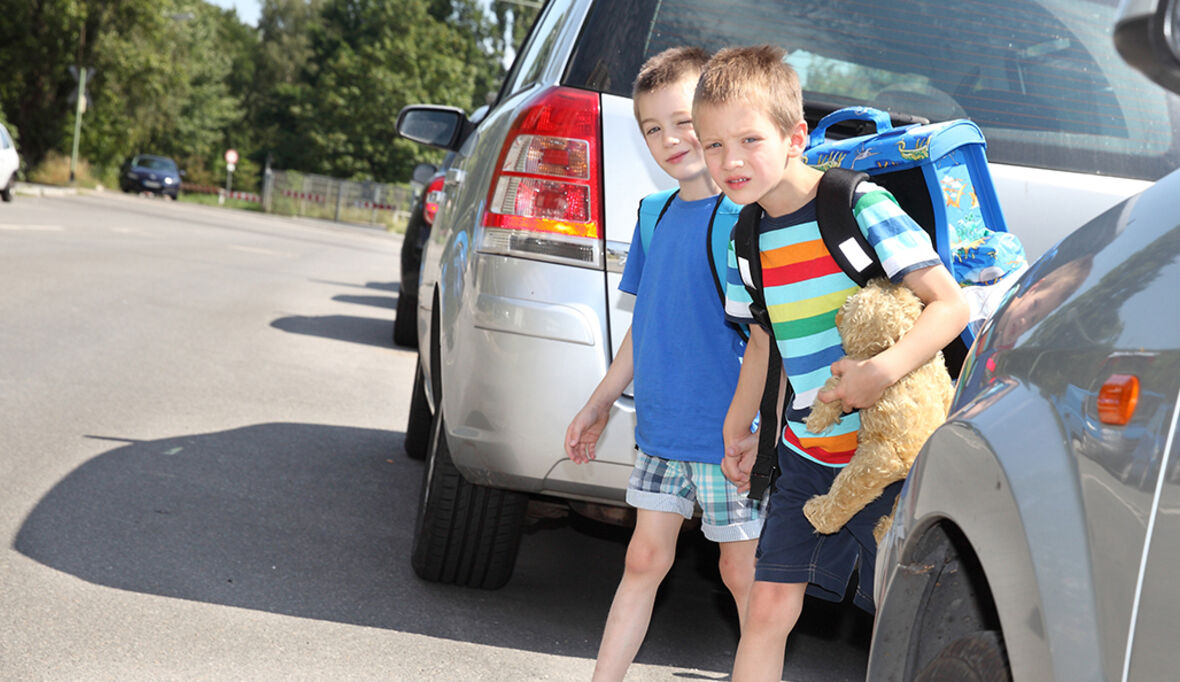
[721,325,773,490]
[819,264,969,411]
[565,326,636,463]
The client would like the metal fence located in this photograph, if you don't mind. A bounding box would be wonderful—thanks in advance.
[261,169,415,228]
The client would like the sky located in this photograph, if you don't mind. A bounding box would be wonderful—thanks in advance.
[207,0,261,27]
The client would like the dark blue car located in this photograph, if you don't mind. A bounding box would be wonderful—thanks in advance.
[119,154,183,199]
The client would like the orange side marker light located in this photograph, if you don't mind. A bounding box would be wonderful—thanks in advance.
[1097,374,1140,426]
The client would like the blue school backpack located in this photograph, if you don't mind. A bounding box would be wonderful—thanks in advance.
[637,189,747,340]
[803,107,1026,299]
[735,106,1027,501]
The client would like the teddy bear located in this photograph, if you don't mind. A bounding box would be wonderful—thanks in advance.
[802,278,954,544]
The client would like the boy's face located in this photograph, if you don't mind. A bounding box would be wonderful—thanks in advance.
[695,101,804,211]
[635,77,709,183]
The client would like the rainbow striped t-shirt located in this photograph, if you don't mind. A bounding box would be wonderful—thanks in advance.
[724,183,940,467]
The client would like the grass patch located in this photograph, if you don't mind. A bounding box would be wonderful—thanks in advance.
[28,151,108,188]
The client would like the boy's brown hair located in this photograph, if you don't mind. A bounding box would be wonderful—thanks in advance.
[694,45,803,136]
[631,46,712,122]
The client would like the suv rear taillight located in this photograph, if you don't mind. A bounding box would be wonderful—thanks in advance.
[423,175,445,225]
[478,86,603,268]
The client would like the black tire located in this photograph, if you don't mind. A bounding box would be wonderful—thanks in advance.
[404,363,432,460]
[411,406,528,589]
[392,292,417,347]
[915,630,1011,682]
[1,175,13,202]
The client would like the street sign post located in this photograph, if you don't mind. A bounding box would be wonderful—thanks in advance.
[69,66,88,184]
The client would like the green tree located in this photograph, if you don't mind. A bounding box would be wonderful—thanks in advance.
[249,0,324,170]
[0,0,94,168]
[285,0,483,181]
[0,0,537,187]
[86,2,243,166]
[0,0,249,177]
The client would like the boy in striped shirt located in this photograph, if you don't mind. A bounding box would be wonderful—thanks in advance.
[692,45,969,680]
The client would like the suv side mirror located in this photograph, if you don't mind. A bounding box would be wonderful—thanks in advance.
[396,106,470,151]
[411,162,437,186]
[1114,0,1180,94]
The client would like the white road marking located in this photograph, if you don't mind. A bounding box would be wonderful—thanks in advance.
[0,224,64,231]
[229,244,293,257]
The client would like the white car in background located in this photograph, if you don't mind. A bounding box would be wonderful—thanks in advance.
[0,122,18,203]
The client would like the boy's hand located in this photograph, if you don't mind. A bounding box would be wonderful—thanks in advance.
[818,357,893,412]
[721,429,759,493]
[565,402,609,464]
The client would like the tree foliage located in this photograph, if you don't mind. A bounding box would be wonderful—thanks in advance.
[0,0,537,187]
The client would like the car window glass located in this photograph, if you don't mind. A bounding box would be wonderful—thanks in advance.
[565,0,1180,181]
[0,126,10,150]
[502,0,575,97]
[134,157,176,171]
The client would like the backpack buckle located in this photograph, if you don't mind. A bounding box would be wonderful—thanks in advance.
[747,464,780,501]
[747,301,772,331]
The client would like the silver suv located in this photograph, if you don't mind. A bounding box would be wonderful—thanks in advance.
[396,0,1180,589]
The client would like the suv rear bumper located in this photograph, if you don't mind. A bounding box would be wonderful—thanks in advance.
[437,256,636,505]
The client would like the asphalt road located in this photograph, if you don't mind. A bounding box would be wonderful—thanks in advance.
[0,192,873,681]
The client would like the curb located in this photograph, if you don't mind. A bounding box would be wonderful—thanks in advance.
[13,182,82,198]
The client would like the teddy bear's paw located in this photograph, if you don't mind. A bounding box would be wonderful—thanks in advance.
[803,495,842,534]
[804,406,842,434]
[873,514,894,545]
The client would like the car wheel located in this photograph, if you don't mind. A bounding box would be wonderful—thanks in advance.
[915,630,1011,682]
[0,174,13,202]
[404,363,431,460]
[411,404,528,589]
[392,292,417,348]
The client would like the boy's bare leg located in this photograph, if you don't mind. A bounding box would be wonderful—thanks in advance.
[732,581,807,682]
[717,538,759,631]
[592,509,685,682]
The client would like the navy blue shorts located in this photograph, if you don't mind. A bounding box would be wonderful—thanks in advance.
[753,444,904,613]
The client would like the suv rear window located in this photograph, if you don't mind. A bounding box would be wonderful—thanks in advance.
[565,0,1180,181]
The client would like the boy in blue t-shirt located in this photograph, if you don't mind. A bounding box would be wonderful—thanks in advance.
[564,46,763,682]
[692,46,970,680]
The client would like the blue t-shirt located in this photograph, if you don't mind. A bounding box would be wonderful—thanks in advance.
[619,194,745,464]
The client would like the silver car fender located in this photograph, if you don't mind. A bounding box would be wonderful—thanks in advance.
[872,380,1103,681]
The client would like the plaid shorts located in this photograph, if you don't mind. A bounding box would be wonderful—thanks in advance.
[626,450,764,542]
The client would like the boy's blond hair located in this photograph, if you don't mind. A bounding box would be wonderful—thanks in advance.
[694,45,803,136]
[631,46,711,123]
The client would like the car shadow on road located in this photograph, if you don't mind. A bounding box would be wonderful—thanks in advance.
[271,314,393,348]
[13,423,870,677]
[332,294,397,309]
[311,279,399,294]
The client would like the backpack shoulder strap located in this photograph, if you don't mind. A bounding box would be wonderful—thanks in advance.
[730,201,785,501]
[816,168,885,287]
[637,189,679,254]
[706,195,748,340]
[732,203,770,328]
